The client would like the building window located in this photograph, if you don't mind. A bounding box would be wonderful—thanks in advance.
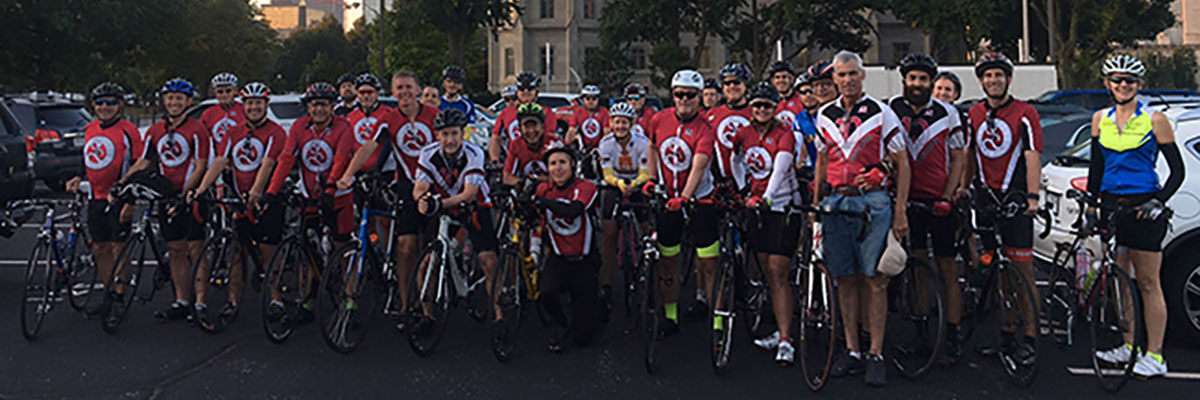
[540,45,556,78]
[584,0,596,19]
[632,48,646,70]
[504,48,515,77]
[540,0,554,19]
[892,42,911,64]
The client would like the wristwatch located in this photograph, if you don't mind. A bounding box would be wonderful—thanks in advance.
[1026,193,1040,200]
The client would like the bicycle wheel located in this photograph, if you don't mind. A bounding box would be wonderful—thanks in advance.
[799,261,838,392]
[21,238,55,340]
[66,233,99,312]
[620,221,640,318]
[319,241,380,354]
[710,251,736,375]
[491,250,523,362]
[743,256,772,339]
[100,236,146,334]
[194,234,240,333]
[1043,258,1078,350]
[643,258,661,374]
[992,261,1040,387]
[262,236,311,343]
[887,257,947,380]
[1087,265,1143,392]
[408,241,454,357]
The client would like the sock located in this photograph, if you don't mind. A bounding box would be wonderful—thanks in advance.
[1147,351,1164,363]
[270,300,284,308]
[345,299,358,310]
[712,315,724,330]
[848,350,862,360]
[175,300,191,307]
[664,302,677,322]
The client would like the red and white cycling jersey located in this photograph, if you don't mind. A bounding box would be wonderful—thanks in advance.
[814,94,906,188]
[141,118,210,191]
[888,96,965,200]
[967,98,1043,192]
[82,119,142,200]
[503,135,564,181]
[201,102,245,158]
[648,108,716,199]
[536,178,598,257]
[732,121,798,211]
[570,106,610,151]
[218,119,285,195]
[415,141,491,206]
[390,104,439,182]
[492,103,559,147]
[706,103,753,187]
[775,92,805,130]
[346,103,402,172]
[267,116,354,198]
[631,106,656,140]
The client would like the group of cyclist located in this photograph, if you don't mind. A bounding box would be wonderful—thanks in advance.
[63,47,1179,386]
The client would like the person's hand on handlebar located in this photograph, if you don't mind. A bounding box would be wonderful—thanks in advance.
[745,195,768,209]
[932,199,952,217]
[1024,196,1039,216]
[641,181,658,197]
[65,176,83,194]
[666,197,689,211]
[417,193,441,216]
[336,175,354,191]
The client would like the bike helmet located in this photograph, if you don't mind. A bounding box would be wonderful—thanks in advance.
[671,69,704,90]
[210,72,238,89]
[301,82,338,104]
[746,82,781,104]
[354,73,382,90]
[432,109,470,130]
[704,77,722,90]
[1101,54,1146,77]
[719,62,752,83]
[90,82,126,100]
[899,53,938,77]
[542,145,577,163]
[443,65,467,82]
[610,102,637,120]
[516,102,545,121]
[337,73,356,86]
[624,83,647,97]
[240,82,271,100]
[581,85,601,96]
[766,60,796,77]
[934,72,962,95]
[160,78,195,97]
[807,60,835,82]
[974,52,1014,77]
[501,85,518,98]
[515,72,540,89]
[793,72,812,89]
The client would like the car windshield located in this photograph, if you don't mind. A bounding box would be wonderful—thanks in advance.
[270,101,307,120]
[1034,92,1057,103]
[37,106,91,133]
[537,96,572,109]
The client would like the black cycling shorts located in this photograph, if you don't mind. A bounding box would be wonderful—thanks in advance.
[423,207,498,253]
[235,201,285,246]
[322,195,355,243]
[597,187,648,221]
[87,200,128,243]
[162,203,204,242]
[974,191,1033,252]
[752,210,801,257]
[908,200,956,258]
[1101,193,1168,252]
[657,202,718,249]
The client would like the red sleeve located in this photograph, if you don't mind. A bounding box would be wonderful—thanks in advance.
[535,181,550,197]
[199,108,216,131]
[503,141,520,175]
[599,108,611,130]
[492,109,507,138]
[576,180,597,208]
[327,124,354,184]
[140,125,160,160]
[190,123,210,159]
[695,122,716,157]
[569,110,582,129]
[544,109,559,136]
[266,125,285,159]
[1026,106,1043,153]
[267,125,301,194]
[779,125,797,153]
[646,113,659,145]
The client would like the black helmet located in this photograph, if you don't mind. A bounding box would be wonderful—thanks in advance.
[354,73,382,90]
[793,72,812,88]
[443,65,467,83]
[515,72,540,89]
[898,53,938,77]
[91,82,126,100]
[719,62,752,83]
[704,77,721,90]
[766,60,796,77]
[302,82,338,104]
[542,145,577,164]
[432,109,470,130]
[974,52,1014,77]
[624,83,647,96]
[746,82,781,105]
[934,72,962,96]
[337,73,356,86]
[807,60,835,82]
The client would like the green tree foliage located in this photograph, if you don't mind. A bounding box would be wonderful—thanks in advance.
[365,2,488,95]
[1033,0,1175,89]
[728,0,878,79]
[1140,47,1199,91]
[415,0,522,67]
[584,44,634,95]
[275,16,366,92]
[887,0,1008,63]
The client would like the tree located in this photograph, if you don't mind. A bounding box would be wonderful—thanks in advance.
[415,0,522,67]
[598,0,739,90]
[726,0,880,78]
[275,16,365,92]
[583,44,634,95]
[1031,0,1175,89]
[887,0,1009,63]
[368,2,488,95]
[1141,47,1199,91]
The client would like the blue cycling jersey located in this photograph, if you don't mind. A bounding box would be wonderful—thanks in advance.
[439,95,477,123]
[791,111,818,168]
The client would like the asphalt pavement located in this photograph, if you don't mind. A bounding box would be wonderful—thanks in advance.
[1,220,1198,399]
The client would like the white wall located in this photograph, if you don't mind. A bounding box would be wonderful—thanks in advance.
[863,65,1059,102]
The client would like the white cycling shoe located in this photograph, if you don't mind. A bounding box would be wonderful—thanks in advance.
[1095,344,1133,364]
[1133,352,1168,378]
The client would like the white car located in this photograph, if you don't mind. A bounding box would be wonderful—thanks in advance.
[487,93,578,114]
[1035,108,1200,344]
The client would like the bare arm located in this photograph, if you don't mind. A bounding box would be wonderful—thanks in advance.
[944,148,966,200]
[341,140,378,183]
[681,154,710,199]
[185,159,207,192]
[813,151,828,205]
[195,157,229,195]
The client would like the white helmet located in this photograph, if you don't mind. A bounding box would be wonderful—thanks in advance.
[501,85,518,98]
[581,85,601,96]
[671,69,704,90]
[211,72,238,89]
[1102,54,1146,77]
[610,102,637,120]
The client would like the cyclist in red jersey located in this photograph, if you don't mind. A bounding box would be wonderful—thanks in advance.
[624,83,656,139]
[701,78,723,115]
[708,62,754,189]
[201,73,244,162]
[126,78,211,323]
[644,69,719,338]
[888,54,968,363]
[733,83,801,365]
[535,146,603,352]
[767,61,805,130]
[338,73,403,186]
[490,72,558,165]
[502,103,564,187]
[565,85,610,151]
[962,52,1042,361]
[334,73,358,117]
[191,82,286,325]
[65,82,143,314]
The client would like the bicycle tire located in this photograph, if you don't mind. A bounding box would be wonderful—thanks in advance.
[643,258,660,374]
[1043,259,1077,350]
[887,257,947,380]
[408,241,454,357]
[21,238,54,340]
[710,250,736,375]
[491,250,523,362]
[193,234,240,333]
[992,261,1040,387]
[66,233,98,312]
[799,261,837,392]
[620,220,639,317]
[319,241,380,354]
[1088,265,1143,393]
[100,236,146,334]
[262,235,311,343]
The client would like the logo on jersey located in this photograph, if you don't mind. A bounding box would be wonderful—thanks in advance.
[212,117,237,145]
[631,123,645,138]
[301,139,333,173]
[776,110,797,128]
[84,136,116,170]
[397,122,434,157]
[523,160,548,178]
[232,138,265,172]
[659,136,693,173]
[353,116,380,145]
[716,115,750,148]
[506,119,521,141]
[745,146,772,181]
[581,118,601,139]
[156,133,191,168]
[977,119,1014,159]
[548,212,583,236]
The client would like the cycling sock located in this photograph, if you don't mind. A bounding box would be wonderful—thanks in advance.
[301,299,315,310]
[1148,351,1164,363]
[848,350,862,360]
[175,300,191,307]
[270,300,284,308]
[664,303,677,322]
[345,299,358,310]
[712,315,724,330]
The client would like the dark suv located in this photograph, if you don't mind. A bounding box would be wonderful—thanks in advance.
[0,91,34,201]
[4,92,93,190]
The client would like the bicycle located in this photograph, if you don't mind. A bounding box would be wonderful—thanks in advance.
[98,183,177,334]
[709,196,769,375]
[190,193,266,333]
[262,179,331,343]
[490,185,548,362]
[1041,188,1147,392]
[11,194,97,340]
[408,202,483,357]
[885,200,949,380]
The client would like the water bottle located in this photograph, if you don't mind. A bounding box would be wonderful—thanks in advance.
[529,232,543,265]
[1083,260,1101,292]
[1074,248,1091,290]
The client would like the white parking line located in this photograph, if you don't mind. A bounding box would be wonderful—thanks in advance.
[0,259,158,266]
[1067,366,1200,380]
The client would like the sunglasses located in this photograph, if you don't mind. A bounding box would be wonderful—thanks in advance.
[627,95,643,100]
[582,96,598,101]
[358,89,377,95]
[215,88,235,94]
[673,91,699,100]
[750,102,775,109]
[517,86,536,91]
[1108,76,1141,85]
[93,99,120,106]
[722,80,743,86]
[797,88,813,95]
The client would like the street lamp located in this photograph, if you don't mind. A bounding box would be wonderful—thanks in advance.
[346,1,387,76]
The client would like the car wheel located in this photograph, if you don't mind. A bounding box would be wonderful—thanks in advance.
[1164,256,1200,345]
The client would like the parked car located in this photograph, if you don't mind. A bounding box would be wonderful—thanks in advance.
[1033,89,1200,110]
[1034,110,1200,344]
[186,95,399,135]
[0,93,34,201]
[3,92,93,190]
[487,93,579,114]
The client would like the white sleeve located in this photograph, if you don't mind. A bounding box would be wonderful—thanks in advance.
[883,109,907,154]
[763,150,794,201]
[947,105,966,149]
